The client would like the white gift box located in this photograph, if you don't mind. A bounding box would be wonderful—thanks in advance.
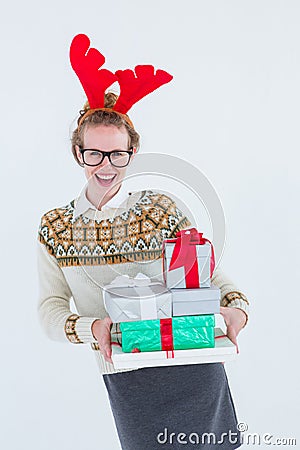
[111,328,237,369]
[172,285,220,316]
[103,273,172,323]
[164,242,211,289]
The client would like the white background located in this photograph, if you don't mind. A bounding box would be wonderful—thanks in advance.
[1,1,299,449]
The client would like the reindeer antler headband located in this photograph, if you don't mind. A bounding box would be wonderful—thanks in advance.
[70,34,173,130]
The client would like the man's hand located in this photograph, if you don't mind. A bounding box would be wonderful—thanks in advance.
[92,317,113,363]
[219,307,247,353]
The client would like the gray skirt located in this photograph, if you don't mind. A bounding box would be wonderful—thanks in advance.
[103,363,242,450]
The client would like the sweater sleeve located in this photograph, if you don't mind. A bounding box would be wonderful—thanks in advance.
[37,240,99,344]
[211,267,250,324]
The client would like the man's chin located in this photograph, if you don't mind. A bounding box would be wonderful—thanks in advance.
[89,178,121,201]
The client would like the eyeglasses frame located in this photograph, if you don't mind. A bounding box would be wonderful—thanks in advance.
[78,146,135,167]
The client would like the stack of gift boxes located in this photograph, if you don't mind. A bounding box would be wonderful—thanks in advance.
[104,228,221,358]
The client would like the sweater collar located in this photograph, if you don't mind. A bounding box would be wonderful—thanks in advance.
[73,183,130,219]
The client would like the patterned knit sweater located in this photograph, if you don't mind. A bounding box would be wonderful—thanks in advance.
[37,189,249,375]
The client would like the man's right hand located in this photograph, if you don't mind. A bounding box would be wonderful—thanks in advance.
[92,317,113,364]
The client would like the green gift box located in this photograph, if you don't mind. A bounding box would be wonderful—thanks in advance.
[120,315,215,353]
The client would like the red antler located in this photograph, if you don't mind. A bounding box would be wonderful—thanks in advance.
[70,34,117,109]
[113,65,173,114]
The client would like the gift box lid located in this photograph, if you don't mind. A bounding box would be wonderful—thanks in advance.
[163,242,211,258]
[171,286,221,302]
[105,282,170,298]
[112,328,237,369]
[120,314,215,332]
[104,281,172,323]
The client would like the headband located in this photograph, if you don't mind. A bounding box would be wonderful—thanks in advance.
[77,107,134,130]
[70,34,173,130]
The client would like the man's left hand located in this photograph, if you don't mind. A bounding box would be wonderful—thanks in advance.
[219,307,247,353]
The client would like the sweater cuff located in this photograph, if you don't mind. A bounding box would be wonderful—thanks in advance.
[221,292,250,327]
[65,314,99,344]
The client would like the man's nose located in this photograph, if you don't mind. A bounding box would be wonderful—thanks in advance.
[99,154,112,168]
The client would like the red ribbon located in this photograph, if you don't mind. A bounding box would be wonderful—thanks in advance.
[160,318,174,358]
[163,228,215,288]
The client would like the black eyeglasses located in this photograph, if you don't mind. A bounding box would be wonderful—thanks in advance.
[79,147,134,167]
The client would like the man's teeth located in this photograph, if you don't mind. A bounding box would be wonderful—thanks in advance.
[96,174,115,180]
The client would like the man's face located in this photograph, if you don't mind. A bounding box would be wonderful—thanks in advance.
[75,124,136,207]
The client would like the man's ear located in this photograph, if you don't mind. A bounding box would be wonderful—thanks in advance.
[75,145,84,166]
[131,146,137,160]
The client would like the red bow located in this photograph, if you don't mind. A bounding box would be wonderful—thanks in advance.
[166,228,215,288]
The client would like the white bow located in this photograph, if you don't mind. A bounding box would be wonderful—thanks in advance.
[108,272,152,288]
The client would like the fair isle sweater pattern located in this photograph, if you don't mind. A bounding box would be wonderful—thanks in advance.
[37,189,249,372]
[38,190,192,267]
